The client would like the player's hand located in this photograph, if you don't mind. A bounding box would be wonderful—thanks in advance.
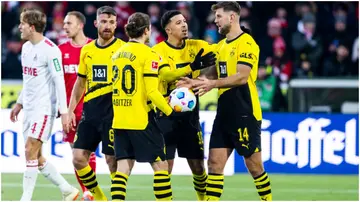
[61,113,70,133]
[193,77,216,96]
[67,111,77,132]
[10,103,22,122]
[176,77,195,89]
[190,48,216,71]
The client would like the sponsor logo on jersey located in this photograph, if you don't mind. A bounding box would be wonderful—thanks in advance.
[53,58,61,72]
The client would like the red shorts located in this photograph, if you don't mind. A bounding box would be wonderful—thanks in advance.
[63,116,81,143]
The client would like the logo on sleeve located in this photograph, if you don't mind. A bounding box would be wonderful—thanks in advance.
[151,61,159,71]
[240,53,254,60]
[53,58,61,72]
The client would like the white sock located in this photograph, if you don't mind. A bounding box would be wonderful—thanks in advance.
[21,160,39,201]
[39,160,73,193]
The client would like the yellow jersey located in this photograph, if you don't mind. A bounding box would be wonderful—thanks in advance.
[152,39,213,97]
[77,38,125,121]
[215,33,262,121]
[112,41,173,130]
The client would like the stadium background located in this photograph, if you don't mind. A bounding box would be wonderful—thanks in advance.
[1,1,359,201]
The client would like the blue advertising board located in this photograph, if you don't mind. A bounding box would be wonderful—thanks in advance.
[233,113,359,174]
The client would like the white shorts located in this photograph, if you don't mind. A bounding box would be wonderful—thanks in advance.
[23,114,55,143]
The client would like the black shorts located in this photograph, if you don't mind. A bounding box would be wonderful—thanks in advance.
[157,114,204,160]
[73,118,114,155]
[210,114,261,158]
[114,112,166,163]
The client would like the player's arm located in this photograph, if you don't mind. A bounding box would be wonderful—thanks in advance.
[158,63,192,82]
[213,41,258,88]
[144,54,173,116]
[158,49,216,82]
[68,48,87,113]
[48,48,68,115]
[199,41,219,79]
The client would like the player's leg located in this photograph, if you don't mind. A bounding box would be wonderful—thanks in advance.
[235,117,272,201]
[244,152,272,201]
[156,115,177,173]
[205,117,234,201]
[34,116,79,200]
[63,116,95,200]
[21,136,41,201]
[111,129,135,200]
[135,113,172,201]
[177,121,207,200]
[100,121,117,179]
[73,120,107,201]
[38,147,79,200]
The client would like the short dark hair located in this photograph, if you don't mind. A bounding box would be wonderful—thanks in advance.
[67,11,86,25]
[211,1,241,16]
[20,8,47,33]
[161,10,182,29]
[125,12,150,38]
[97,6,117,17]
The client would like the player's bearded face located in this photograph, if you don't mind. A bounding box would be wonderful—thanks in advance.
[96,14,117,40]
[168,14,188,40]
[215,9,231,35]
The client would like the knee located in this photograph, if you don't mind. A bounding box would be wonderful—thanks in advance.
[245,154,264,177]
[188,159,205,175]
[72,151,88,170]
[152,160,169,172]
[24,141,39,160]
[207,157,224,174]
[167,160,174,174]
[105,155,117,173]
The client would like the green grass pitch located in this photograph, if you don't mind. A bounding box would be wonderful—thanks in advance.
[1,173,358,201]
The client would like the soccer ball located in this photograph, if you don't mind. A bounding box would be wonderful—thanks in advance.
[169,87,197,112]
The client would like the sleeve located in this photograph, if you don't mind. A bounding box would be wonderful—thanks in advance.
[48,47,68,114]
[237,37,259,69]
[144,52,173,116]
[16,90,23,105]
[77,47,87,78]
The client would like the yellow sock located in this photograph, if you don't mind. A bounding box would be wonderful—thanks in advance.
[76,165,107,201]
[153,170,172,200]
[193,171,207,200]
[254,172,272,201]
[111,172,116,180]
[205,173,224,201]
[111,171,128,201]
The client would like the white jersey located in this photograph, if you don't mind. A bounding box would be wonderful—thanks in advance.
[17,37,67,117]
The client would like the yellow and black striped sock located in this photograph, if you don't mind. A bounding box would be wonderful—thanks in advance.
[153,170,172,200]
[254,171,272,201]
[193,171,207,200]
[111,172,116,180]
[111,172,128,201]
[76,165,107,201]
[205,173,224,201]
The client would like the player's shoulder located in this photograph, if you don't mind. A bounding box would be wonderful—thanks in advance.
[239,33,258,47]
[114,38,126,47]
[22,41,32,50]
[81,40,96,52]
[57,40,71,50]
[42,37,61,54]
[186,39,209,46]
[152,41,166,51]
